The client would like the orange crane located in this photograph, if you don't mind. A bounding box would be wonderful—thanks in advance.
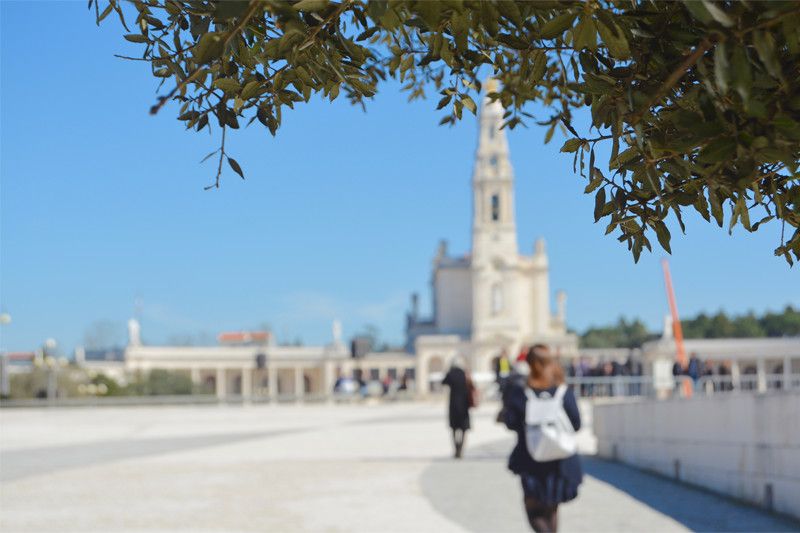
[661,259,693,397]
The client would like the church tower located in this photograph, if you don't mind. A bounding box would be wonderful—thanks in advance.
[471,79,520,342]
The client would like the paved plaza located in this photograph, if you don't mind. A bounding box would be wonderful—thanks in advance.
[1,401,796,532]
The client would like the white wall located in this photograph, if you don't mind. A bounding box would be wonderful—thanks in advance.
[593,392,800,520]
[435,267,472,335]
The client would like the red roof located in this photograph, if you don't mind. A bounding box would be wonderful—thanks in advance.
[8,352,35,361]
[217,331,271,344]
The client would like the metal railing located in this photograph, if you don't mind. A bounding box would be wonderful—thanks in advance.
[694,373,800,394]
[565,373,800,399]
[2,374,797,408]
[566,376,668,399]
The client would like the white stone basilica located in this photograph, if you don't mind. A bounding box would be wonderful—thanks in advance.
[407,80,578,392]
[99,81,577,399]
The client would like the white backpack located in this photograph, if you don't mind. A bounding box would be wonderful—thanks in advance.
[524,384,577,462]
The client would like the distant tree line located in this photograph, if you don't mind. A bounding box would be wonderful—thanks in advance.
[8,368,198,400]
[580,306,800,348]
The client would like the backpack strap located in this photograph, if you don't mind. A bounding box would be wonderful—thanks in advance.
[554,383,568,402]
[524,387,536,401]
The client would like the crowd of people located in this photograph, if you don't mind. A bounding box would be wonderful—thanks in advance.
[332,370,411,398]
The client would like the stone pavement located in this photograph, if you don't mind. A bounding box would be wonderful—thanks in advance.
[1,402,796,532]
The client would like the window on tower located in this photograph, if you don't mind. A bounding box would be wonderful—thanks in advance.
[491,194,500,221]
[489,155,498,166]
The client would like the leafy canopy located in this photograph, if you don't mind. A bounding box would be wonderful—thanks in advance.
[92,0,800,263]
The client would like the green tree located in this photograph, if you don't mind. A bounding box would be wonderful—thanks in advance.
[760,304,800,336]
[582,306,798,347]
[580,316,654,348]
[90,372,126,396]
[126,369,194,395]
[682,311,711,338]
[92,0,800,263]
[731,312,766,337]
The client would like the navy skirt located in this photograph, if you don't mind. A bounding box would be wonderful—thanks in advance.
[519,466,580,505]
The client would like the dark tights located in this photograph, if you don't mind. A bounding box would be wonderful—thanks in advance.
[524,496,558,532]
[452,429,466,458]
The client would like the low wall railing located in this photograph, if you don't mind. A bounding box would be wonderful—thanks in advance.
[2,374,798,408]
[567,373,800,399]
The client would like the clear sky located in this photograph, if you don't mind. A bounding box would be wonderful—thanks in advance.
[1,1,797,354]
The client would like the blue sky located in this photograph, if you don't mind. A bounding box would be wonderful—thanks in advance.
[1,1,797,353]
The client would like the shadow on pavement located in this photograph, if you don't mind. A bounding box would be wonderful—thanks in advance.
[582,456,799,532]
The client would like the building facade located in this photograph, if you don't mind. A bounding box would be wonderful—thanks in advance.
[407,80,578,391]
[88,81,582,399]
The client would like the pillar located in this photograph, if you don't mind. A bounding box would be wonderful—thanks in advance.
[756,358,767,393]
[241,367,252,399]
[417,354,430,396]
[783,355,792,390]
[294,366,304,401]
[190,367,201,385]
[731,361,741,390]
[216,367,226,399]
[268,364,278,402]
[323,360,335,402]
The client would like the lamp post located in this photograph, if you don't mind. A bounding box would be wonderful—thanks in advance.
[43,338,59,402]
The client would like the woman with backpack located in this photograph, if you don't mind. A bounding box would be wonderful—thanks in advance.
[502,344,582,532]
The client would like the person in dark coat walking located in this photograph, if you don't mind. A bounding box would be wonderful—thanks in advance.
[502,344,583,532]
[442,357,471,458]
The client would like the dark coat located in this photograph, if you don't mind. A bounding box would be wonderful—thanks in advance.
[502,381,583,504]
[442,367,471,430]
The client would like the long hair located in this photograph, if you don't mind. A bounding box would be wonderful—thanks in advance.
[526,344,565,387]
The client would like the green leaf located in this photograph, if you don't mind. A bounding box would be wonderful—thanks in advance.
[610,146,638,169]
[594,188,606,222]
[213,78,241,94]
[436,95,452,110]
[124,33,148,43]
[701,0,734,28]
[584,168,604,193]
[683,1,714,25]
[539,11,578,40]
[698,137,735,163]
[714,42,729,93]
[227,157,245,179]
[461,95,477,114]
[753,31,782,79]
[560,138,583,153]
[214,1,249,19]
[496,0,522,28]
[730,45,752,102]
[194,32,224,65]
[737,195,751,230]
[97,3,113,24]
[596,18,630,59]
[293,0,328,12]
[654,221,672,254]
[356,26,380,42]
[544,123,555,144]
[708,190,724,227]
[531,50,548,82]
[573,14,597,51]
[241,80,262,100]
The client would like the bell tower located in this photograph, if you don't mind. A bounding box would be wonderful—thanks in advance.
[471,79,520,342]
